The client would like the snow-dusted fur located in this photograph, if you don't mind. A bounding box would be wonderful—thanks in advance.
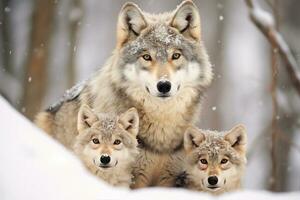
[35,0,213,153]
[180,124,247,195]
[73,105,139,187]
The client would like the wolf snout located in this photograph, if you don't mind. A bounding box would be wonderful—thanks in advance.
[157,80,171,94]
[208,176,218,186]
[100,154,111,165]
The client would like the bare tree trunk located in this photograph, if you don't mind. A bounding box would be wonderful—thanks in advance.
[67,0,82,87]
[245,0,300,191]
[270,34,279,192]
[22,0,55,119]
[270,1,280,191]
[0,0,23,105]
[0,0,12,74]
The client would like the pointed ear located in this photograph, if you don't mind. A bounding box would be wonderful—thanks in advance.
[225,124,247,153]
[77,105,98,132]
[118,107,139,136]
[184,126,205,152]
[116,2,147,48]
[171,0,201,41]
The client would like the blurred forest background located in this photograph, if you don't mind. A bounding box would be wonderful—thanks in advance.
[0,0,299,192]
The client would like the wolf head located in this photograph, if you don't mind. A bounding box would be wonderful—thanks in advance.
[74,105,139,171]
[114,1,212,101]
[183,124,247,194]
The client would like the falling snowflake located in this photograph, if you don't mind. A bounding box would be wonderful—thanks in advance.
[212,106,217,111]
[217,3,223,9]
[4,7,11,13]
[28,77,32,82]
[21,107,26,113]
[219,15,224,21]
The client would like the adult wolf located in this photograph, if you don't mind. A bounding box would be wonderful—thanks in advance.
[35,0,213,153]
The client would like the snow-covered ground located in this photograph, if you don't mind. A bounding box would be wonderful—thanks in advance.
[0,95,299,200]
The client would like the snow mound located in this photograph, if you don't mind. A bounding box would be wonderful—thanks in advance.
[0,96,299,200]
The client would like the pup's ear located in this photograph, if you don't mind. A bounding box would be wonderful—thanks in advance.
[118,107,139,136]
[224,124,247,154]
[116,2,147,48]
[171,0,201,41]
[184,126,205,152]
[77,105,98,132]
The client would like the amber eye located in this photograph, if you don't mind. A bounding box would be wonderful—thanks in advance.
[113,139,122,145]
[172,53,181,60]
[221,159,228,164]
[92,138,100,144]
[142,54,152,61]
[200,159,208,164]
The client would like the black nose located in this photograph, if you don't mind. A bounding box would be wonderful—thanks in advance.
[100,155,111,165]
[208,176,218,185]
[157,81,171,94]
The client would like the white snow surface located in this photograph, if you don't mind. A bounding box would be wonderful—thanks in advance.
[0,96,299,200]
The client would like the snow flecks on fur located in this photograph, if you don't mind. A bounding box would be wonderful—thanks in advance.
[127,39,146,55]
[65,80,87,100]
[98,114,117,133]
[196,130,243,164]
[151,24,182,46]
[46,79,87,112]
[125,24,183,57]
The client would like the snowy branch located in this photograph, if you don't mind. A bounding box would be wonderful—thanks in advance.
[245,0,300,96]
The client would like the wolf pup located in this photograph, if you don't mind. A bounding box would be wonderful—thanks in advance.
[178,124,247,195]
[73,105,139,187]
[35,0,213,153]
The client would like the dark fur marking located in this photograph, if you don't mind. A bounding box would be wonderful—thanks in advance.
[180,13,192,33]
[232,136,241,147]
[125,124,132,131]
[190,134,199,148]
[136,135,145,149]
[126,15,139,36]
[173,141,184,152]
[175,171,188,187]
[45,101,63,113]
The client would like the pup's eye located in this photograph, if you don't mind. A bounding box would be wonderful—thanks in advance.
[142,54,152,61]
[92,138,100,144]
[113,139,122,145]
[200,159,208,164]
[172,53,181,60]
[221,159,228,164]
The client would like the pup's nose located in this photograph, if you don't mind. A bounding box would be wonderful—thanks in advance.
[100,155,111,165]
[157,81,171,94]
[208,176,218,185]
